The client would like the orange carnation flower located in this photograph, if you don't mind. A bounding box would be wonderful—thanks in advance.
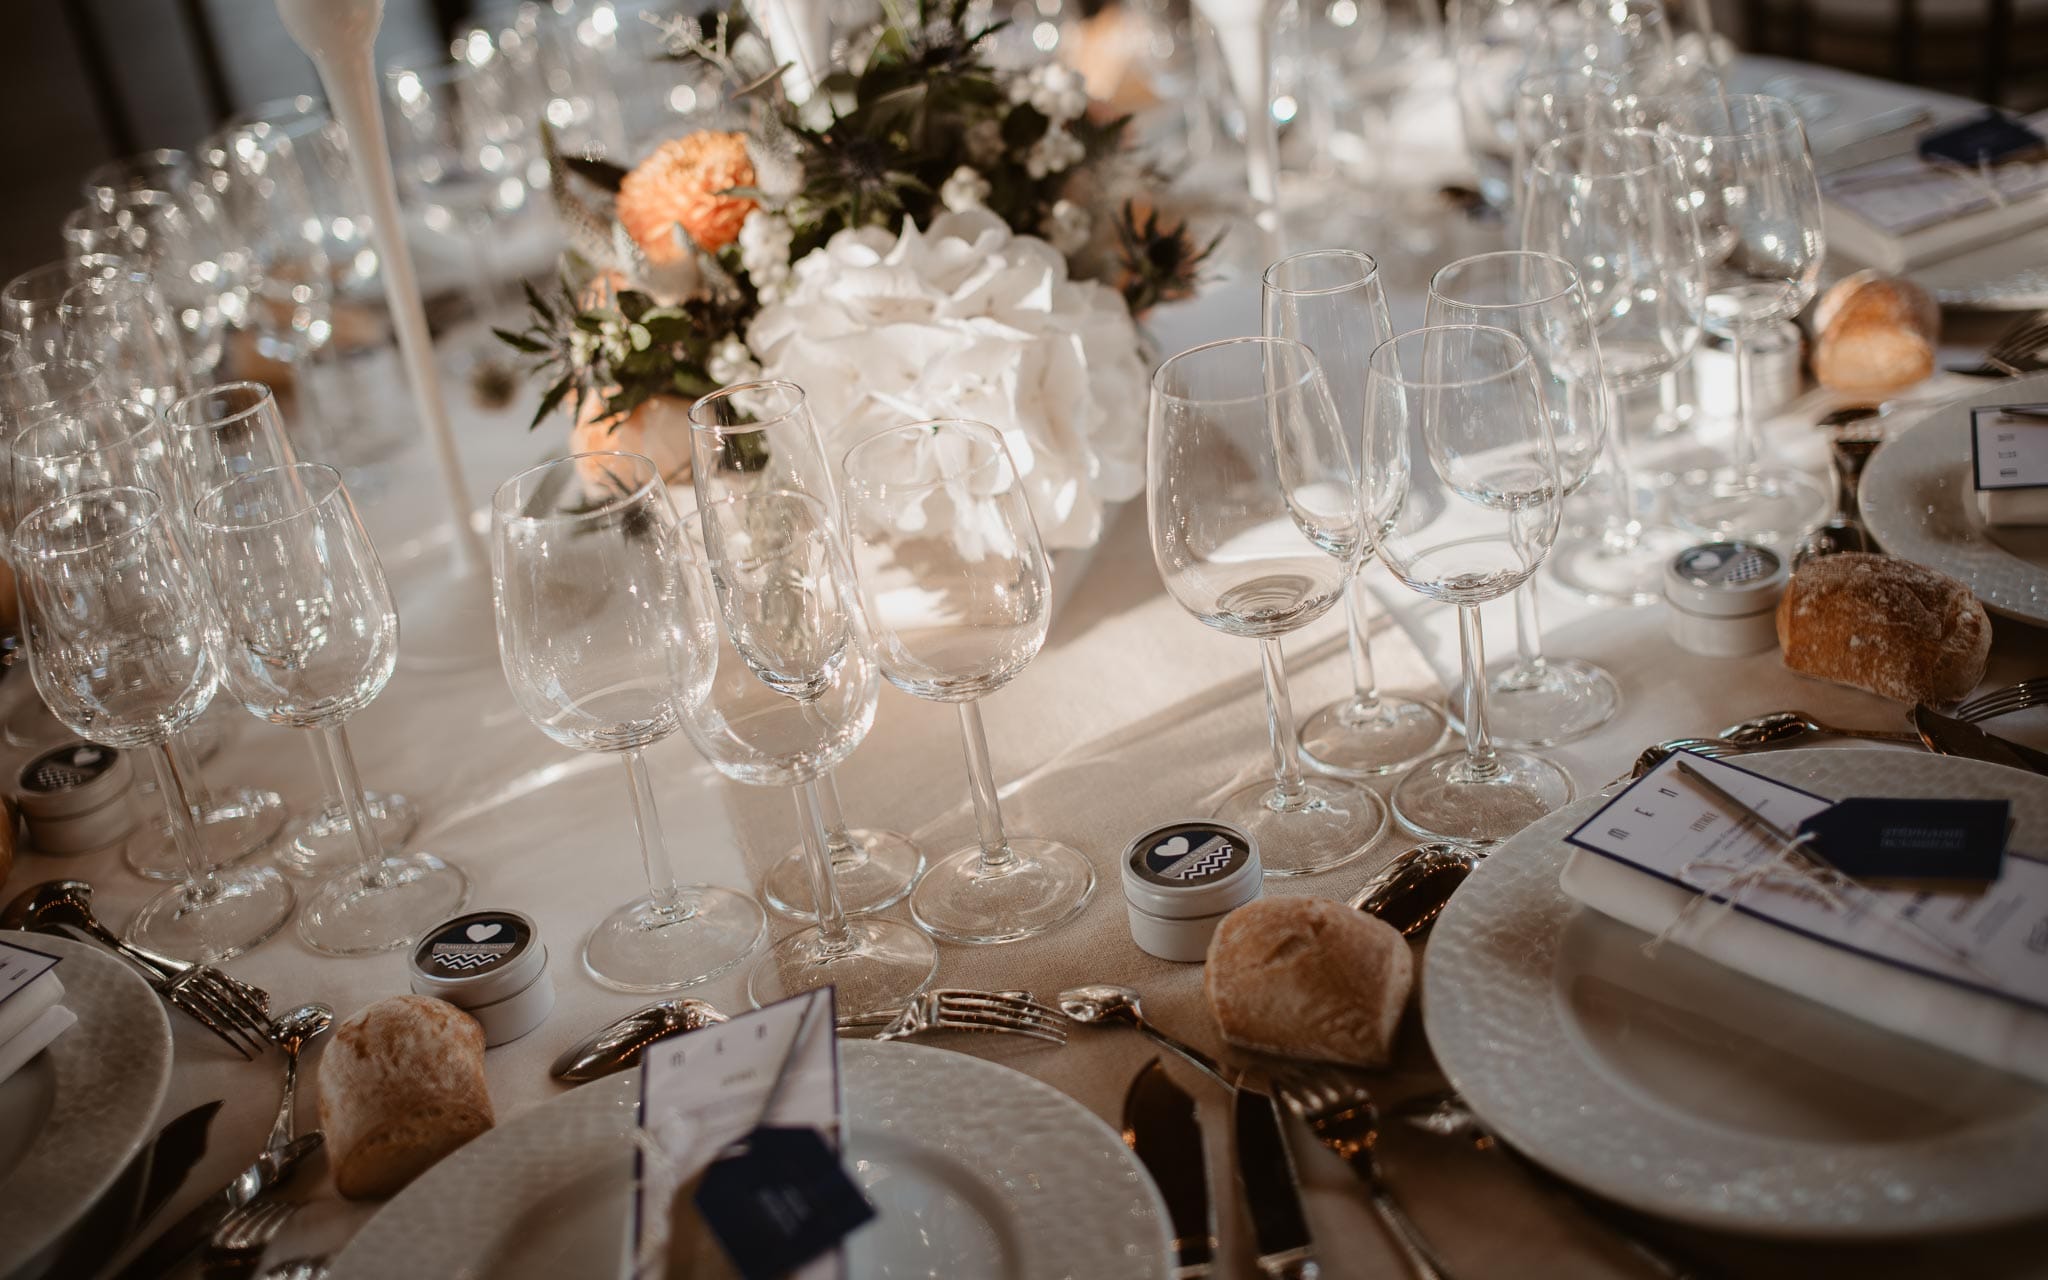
[616,132,758,262]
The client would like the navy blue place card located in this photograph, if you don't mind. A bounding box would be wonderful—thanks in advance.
[1797,797,2010,883]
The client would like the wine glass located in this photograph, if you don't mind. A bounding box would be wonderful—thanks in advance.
[1522,127,1705,605]
[492,452,767,991]
[1192,0,1282,227]
[1148,337,1387,874]
[689,381,923,919]
[1261,250,1446,777]
[1366,325,1571,845]
[840,419,1098,941]
[681,489,937,1011]
[58,274,188,410]
[166,381,421,876]
[1448,0,1550,210]
[59,191,226,381]
[1,264,83,364]
[1656,94,1831,545]
[11,487,295,961]
[1427,251,1618,746]
[191,463,470,954]
[1511,67,1628,208]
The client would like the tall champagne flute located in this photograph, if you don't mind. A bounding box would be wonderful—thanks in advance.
[1427,251,1617,745]
[1149,338,1387,874]
[1261,250,1445,776]
[1656,94,1831,544]
[681,490,937,1010]
[1192,0,1282,226]
[166,382,421,875]
[688,381,923,918]
[1523,128,1705,605]
[192,463,470,954]
[11,487,295,960]
[1366,325,1571,845]
[492,453,766,990]
[840,419,1097,942]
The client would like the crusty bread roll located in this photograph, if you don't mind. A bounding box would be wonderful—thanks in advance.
[1812,271,1939,395]
[1777,553,1989,705]
[1204,896,1413,1068]
[317,996,494,1199]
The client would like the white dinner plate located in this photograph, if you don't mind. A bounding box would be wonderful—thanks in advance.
[327,1040,1172,1280]
[0,931,174,1278]
[1424,749,2048,1238]
[1861,372,2048,626]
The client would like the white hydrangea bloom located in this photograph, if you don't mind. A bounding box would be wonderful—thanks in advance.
[939,166,992,213]
[1040,199,1091,256]
[1009,62,1088,125]
[1025,127,1086,179]
[707,334,761,387]
[737,210,794,302]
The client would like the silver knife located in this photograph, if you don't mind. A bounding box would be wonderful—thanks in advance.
[1123,1059,1215,1279]
[112,1131,323,1280]
[1233,1088,1318,1280]
[46,1100,222,1277]
[1915,705,2048,776]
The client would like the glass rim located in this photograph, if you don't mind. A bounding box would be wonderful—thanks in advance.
[1644,91,1804,142]
[82,149,191,192]
[12,396,161,464]
[1513,65,1626,102]
[58,272,153,314]
[840,417,1013,491]
[1370,324,1538,389]
[193,461,347,532]
[11,484,166,561]
[166,381,275,434]
[3,262,79,308]
[1428,250,1585,311]
[492,450,665,525]
[1526,126,1675,180]
[0,358,100,394]
[1151,335,1325,406]
[1260,248,1383,297]
[687,379,807,434]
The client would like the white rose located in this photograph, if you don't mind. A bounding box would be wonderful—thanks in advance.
[939,165,992,213]
[707,334,761,387]
[746,209,1148,549]
[1025,127,1085,179]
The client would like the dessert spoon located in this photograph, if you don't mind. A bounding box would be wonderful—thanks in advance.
[1057,984,1230,1088]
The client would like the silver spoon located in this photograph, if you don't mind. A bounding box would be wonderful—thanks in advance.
[1348,843,1481,938]
[1717,709,1919,747]
[1056,984,1230,1088]
[1,880,192,981]
[551,998,730,1084]
[265,1004,333,1155]
[1794,434,1881,569]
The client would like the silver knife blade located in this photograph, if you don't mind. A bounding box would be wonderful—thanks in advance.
[1233,1088,1316,1280]
[1915,705,2048,776]
[111,1131,323,1280]
[1122,1059,1214,1279]
[45,1100,222,1278]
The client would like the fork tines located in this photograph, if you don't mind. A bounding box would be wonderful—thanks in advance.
[209,1198,300,1267]
[887,989,1071,1044]
[163,966,273,1059]
[1955,677,2048,723]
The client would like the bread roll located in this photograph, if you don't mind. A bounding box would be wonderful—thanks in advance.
[1812,271,1939,395]
[1777,553,1989,705]
[317,995,494,1199]
[1204,896,1413,1068]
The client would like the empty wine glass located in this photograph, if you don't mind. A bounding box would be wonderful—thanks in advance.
[493,452,766,990]
[1448,0,1550,210]
[689,381,923,919]
[1149,337,1387,874]
[1,264,81,364]
[58,273,188,409]
[1262,250,1445,777]
[11,487,294,960]
[192,463,469,954]
[166,381,421,876]
[1511,67,1628,208]
[60,191,226,381]
[1427,251,1617,745]
[1366,325,1571,845]
[682,489,937,1011]
[840,419,1098,941]
[1657,94,1831,544]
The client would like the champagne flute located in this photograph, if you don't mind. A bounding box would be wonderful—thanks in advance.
[493,452,766,990]
[1148,337,1387,874]
[192,463,470,954]
[1262,250,1446,776]
[1366,325,1571,845]
[689,381,923,919]
[840,419,1097,942]
[11,487,295,960]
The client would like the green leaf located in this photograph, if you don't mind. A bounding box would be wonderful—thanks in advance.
[532,373,576,430]
[493,327,549,355]
[563,154,631,191]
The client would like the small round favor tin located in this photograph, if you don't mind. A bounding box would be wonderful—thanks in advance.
[409,908,554,1046]
[15,741,137,855]
[1121,820,1263,962]
[1664,541,1787,657]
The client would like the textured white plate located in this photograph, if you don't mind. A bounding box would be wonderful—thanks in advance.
[0,931,173,1277]
[1424,749,2048,1238]
[1860,372,2048,626]
[327,1039,1172,1280]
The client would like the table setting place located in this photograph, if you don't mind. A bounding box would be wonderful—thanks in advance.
[3,0,2048,1276]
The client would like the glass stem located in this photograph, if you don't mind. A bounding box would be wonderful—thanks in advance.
[1458,605,1502,781]
[795,780,853,952]
[1600,381,1643,552]
[303,731,344,814]
[1342,573,1383,715]
[150,742,219,899]
[622,748,682,916]
[814,771,862,864]
[956,699,1016,874]
[322,725,392,890]
[1260,637,1310,808]
[1512,577,1544,677]
[1731,332,1758,483]
[167,732,216,814]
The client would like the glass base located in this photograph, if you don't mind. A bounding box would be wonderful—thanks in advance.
[747,917,938,1016]
[276,790,421,878]
[763,827,923,920]
[1216,775,1388,877]
[296,852,471,956]
[909,838,1095,945]
[127,865,296,964]
[1546,524,1694,608]
[583,887,767,993]
[125,787,289,881]
[1447,658,1620,749]
[1,688,71,753]
[1669,466,1832,546]
[1298,694,1448,777]
[1392,748,1574,847]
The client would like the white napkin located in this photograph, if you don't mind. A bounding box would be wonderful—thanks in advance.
[0,971,64,1053]
[0,1005,76,1085]
[1561,850,2048,1087]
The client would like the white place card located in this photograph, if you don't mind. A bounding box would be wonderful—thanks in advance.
[0,939,59,1008]
[1566,750,2048,1015]
[1971,406,2048,491]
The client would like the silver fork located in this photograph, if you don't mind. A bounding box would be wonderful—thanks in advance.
[1951,311,2048,376]
[1272,1066,1457,1280]
[161,965,274,1059]
[1955,677,2048,723]
[845,990,1070,1045]
[206,1199,300,1275]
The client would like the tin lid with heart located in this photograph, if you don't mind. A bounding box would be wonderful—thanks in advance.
[1120,819,1262,919]
[408,908,546,1005]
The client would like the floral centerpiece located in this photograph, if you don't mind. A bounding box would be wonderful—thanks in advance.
[495,0,1213,547]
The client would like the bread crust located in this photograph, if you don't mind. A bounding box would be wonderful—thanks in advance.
[317,995,494,1199]
[1204,896,1413,1068]
[1812,271,1938,395]
[1776,553,1990,704]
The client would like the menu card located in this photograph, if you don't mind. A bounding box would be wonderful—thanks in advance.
[0,939,59,1007]
[1972,407,2048,491]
